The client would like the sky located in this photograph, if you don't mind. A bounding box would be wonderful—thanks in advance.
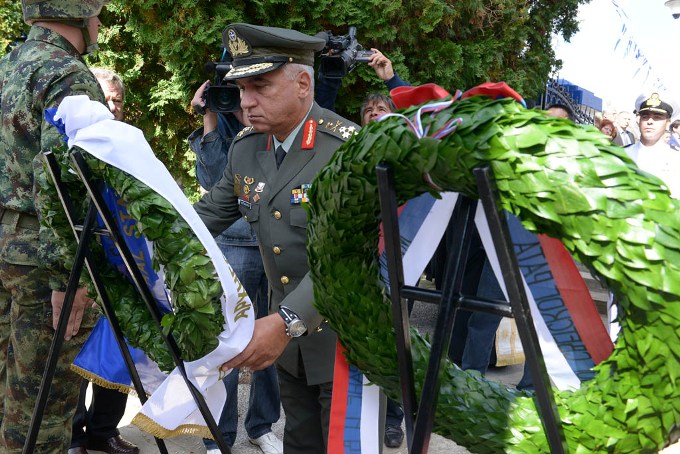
[552,0,680,116]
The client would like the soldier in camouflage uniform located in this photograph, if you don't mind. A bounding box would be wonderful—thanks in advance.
[0,1,107,452]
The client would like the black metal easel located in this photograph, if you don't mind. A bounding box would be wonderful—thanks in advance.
[24,151,231,453]
[377,164,568,453]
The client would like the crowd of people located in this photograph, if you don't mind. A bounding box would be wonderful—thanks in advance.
[1,2,679,454]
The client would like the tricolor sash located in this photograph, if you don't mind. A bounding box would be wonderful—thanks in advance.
[329,190,613,452]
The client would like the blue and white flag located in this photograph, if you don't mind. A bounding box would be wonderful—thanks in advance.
[52,95,255,438]
[71,184,170,395]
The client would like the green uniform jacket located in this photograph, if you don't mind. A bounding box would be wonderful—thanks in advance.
[194,102,358,384]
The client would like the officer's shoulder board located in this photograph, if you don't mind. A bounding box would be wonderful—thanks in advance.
[315,114,359,143]
[234,125,257,141]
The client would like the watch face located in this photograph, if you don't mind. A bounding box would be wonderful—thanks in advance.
[288,319,307,337]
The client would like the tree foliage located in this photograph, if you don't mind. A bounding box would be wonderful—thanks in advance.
[1,0,589,192]
[0,0,24,52]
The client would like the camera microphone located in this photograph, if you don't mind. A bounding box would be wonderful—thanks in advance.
[204,61,218,75]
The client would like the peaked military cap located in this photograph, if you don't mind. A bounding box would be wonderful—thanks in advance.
[221,23,326,80]
[636,92,673,117]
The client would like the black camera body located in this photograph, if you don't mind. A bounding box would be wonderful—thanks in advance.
[203,62,241,113]
[319,26,374,79]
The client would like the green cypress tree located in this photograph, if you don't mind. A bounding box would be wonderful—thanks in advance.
[1,0,588,193]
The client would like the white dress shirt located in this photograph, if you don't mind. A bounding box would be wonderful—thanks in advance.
[626,140,680,197]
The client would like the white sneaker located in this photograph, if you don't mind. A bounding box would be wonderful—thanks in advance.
[205,449,221,454]
[249,432,283,454]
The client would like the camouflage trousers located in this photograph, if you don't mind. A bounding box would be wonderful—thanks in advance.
[0,221,96,453]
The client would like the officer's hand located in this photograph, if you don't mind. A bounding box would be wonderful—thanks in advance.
[221,314,291,371]
[368,49,394,82]
[51,287,93,341]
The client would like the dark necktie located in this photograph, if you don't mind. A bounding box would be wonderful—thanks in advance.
[275,145,286,169]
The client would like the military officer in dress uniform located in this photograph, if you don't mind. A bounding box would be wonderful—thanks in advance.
[627,93,679,197]
[193,23,359,453]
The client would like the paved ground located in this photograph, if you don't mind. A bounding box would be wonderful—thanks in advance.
[106,362,524,454]
[83,296,679,453]
[89,298,525,454]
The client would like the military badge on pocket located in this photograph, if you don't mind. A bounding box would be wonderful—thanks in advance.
[291,183,311,204]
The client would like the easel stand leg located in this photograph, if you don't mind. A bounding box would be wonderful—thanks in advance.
[376,164,418,448]
[24,151,229,453]
[375,163,569,454]
[474,167,567,453]
[411,195,478,453]
[23,205,98,454]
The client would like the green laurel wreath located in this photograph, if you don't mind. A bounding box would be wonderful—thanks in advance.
[307,96,680,452]
[38,144,225,372]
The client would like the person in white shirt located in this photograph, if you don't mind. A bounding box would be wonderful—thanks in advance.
[608,93,679,341]
[626,93,679,197]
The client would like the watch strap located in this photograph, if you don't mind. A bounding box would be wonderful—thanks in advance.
[278,305,307,337]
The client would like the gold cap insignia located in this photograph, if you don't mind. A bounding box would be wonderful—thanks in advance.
[647,93,661,107]
[638,92,673,116]
[227,28,250,57]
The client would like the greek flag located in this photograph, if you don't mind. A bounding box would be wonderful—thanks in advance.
[51,95,255,438]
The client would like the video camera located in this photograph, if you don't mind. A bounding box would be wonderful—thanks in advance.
[318,26,374,79]
[202,61,241,113]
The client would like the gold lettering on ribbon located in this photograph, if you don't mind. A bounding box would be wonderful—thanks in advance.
[131,249,153,287]
[230,266,251,320]
[233,296,252,321]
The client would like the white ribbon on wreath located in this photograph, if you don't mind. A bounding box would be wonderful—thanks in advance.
[54,95,254,436]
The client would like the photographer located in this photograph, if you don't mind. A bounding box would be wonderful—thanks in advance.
[190,79,247,188]
[188,82,283,454]
[357,50,411,449]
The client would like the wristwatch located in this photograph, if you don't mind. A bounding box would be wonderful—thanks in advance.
[278,305,307,337]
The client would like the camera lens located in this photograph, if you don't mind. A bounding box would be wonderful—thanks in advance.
[205,85,241,113]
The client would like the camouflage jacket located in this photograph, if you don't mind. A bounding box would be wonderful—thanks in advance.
[0,24,104,214]
[0,25,104,287]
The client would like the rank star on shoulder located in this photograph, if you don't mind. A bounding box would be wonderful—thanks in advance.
[341,126,357,138]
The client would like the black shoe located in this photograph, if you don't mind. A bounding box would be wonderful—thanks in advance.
[88,435,139,454]
[384,424,404,448]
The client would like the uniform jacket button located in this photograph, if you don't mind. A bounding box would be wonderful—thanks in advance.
[244,215,248,221]
[273,246,281,255]
[273,210,282,220]
[280,276,289,285]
